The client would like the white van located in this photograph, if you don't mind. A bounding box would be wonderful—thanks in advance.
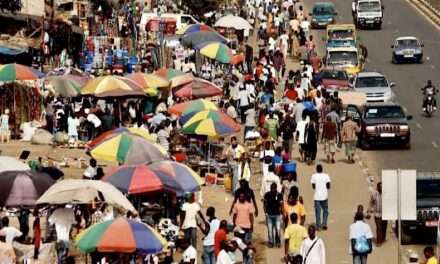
[160,13,200,30]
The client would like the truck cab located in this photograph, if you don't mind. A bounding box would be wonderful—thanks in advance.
[352,0,384,29]
[325,24,358,49]
[324,47,362,77]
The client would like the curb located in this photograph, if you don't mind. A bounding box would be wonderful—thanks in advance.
[409,0,440,25]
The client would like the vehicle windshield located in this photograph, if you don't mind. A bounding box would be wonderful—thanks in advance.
[327,39,356,48]
[364,106,405,119]
[313,6,335,15]
[327,51,358,66]
[328,30,354,39]
[397,39,419,47]
[320,70,348,80]
[355,76,388,88]
[358,2,381,12]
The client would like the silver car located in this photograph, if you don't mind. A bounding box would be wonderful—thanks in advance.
[391,36,424,63]
[353,72,395,102]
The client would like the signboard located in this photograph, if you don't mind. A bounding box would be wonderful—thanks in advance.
[382,170,417,221]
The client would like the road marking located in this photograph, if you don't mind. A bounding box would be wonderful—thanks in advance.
[416,123,422,129]
[432,141,439,148]
[406,0,440,31]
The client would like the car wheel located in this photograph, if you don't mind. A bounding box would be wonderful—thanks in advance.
[392,55,398,64]
[402,142,411,150]
[376,23,382,30]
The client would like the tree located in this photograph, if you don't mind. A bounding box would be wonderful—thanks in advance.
[181,0,219,19]
[0,0,22,13]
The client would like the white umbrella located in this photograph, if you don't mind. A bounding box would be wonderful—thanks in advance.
[0,156,30,173]
[36,179,136,212]
[214,15,253,30]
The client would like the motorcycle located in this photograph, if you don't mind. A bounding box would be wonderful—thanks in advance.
[423,90,438,117]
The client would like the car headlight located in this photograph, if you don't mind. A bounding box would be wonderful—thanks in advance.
[399,125,409,132]
[328,17,333,21]
[395,50,404,55]
[414,49,422,54]
[312,18,317,22]
[366,126,376,133]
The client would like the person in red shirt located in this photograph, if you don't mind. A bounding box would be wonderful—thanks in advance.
[214,220,229,257]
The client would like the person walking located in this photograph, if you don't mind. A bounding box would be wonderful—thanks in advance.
[341,114,360,163]
[300,225,326,264]
[321,116,337,163]
[232,192,255,242]
[264,182,283,248]
[283,187,306,226]
[201,207,220,264]
[284,213,307,264]
[180,194,206,248]
[366,182,387,246]
[304,119,318,165]
[349,212,373,264]
[311,164,331,230]
[214,220,229,258]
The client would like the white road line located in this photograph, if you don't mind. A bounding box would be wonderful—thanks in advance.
[432,141,439,148]
[406,0,440,31]
[416,123,423,129]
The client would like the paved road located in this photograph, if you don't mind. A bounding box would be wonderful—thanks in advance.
[305,0,440,176]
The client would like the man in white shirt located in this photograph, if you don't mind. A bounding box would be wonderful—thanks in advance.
[0,217,22,244]
[311,164,331,230]
[216,241,236,264]
[180,194,206,247]
[262,165,282,195]
[300,225,326,264]
[180,238,198,264]
[295,115,309,161]
[226,103,238,121]
[201,207,220,264]
[350,212,373,263]
[49,207,76,264]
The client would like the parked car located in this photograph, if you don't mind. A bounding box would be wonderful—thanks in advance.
[391,36,424,64]
[310,2,337,29]
[319,68,351,90]
[345,102,412,149]
[352,72,395,102]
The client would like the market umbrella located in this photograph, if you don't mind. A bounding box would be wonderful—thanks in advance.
[126,73,170,95]
[89,133,167,165]
[214,15,253,30]
[46,74,89,97]
[200,42,233,64]
[75,217,166,254]
[170,74,194,88]
[87,127,156,149]
[0,170,54,207]
[180,109,241,137]
[176,23,215,35]
[154,68,185,81]
[40,166,65,181]
[103,165,181,194]
[0,156,30,173]
[0,63,44,81]
[36,179,136,212]
[181,31,227,47]
[168,99,217,116]
[81,75,145,97]
[174,78,222,99]
[149,160,203,194]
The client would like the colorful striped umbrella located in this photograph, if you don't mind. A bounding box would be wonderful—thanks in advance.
[46,74,89,97]
[170,74,193,88]
[200,42,233,64]
[103,165,181,194]
[81,76,145,97]
[149,160,203,194]
[180,110,241,137]
[76,217,167,253]
[154,68,185,81]
[0,63,44,81]
[126,73,170,95]
[87,128,156,149]
[174,78,222,99]
[177,23,214,35]
[90,133,167,165]
[168,99,217,116]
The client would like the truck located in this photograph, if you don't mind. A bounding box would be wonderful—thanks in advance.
[401,172,440,244]
[344,102,412,149]
[352,0,384,29]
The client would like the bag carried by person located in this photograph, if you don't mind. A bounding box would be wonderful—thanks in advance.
[354,235,370,254]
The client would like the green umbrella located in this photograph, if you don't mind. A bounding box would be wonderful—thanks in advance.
[46,74,89,97]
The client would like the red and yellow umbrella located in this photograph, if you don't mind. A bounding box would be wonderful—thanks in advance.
[168,99,217,116]
[81,75,144,97]
[200,42,233,64]
[126,73,169,95]
[154,68,185,81]
[0,63,44,81]
[180,109,241,137]
[174,78,222,99]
